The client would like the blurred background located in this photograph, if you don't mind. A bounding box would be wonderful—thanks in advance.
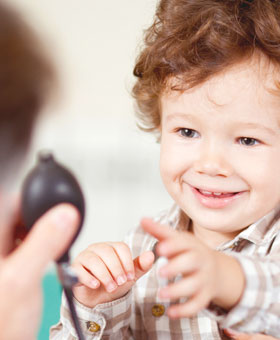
[9,0,173,258]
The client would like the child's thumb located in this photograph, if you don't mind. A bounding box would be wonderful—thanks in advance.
[133,251,155,281]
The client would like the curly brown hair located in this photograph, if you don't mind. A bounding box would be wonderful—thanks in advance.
[132,0,280,133]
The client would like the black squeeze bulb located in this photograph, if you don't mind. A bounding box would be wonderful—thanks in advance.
[21,151,85,263]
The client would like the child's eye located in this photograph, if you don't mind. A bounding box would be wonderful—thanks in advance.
[238,137,260,146]
[178,128,199,138]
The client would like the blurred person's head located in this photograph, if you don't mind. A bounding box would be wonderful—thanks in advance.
[0,1,56,251]
[0,1,55,183]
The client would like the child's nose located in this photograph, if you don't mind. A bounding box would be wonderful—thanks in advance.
[193,145,232,177]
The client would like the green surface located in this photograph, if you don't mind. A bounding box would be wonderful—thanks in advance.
[37,271,62,340]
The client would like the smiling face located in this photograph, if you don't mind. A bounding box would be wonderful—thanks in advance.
[160,57,280,245]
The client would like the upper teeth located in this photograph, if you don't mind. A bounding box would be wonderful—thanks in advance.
[201,190,212,195]
[200,190,223,196]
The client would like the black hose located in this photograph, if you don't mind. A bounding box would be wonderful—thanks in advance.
[64,287,85,340]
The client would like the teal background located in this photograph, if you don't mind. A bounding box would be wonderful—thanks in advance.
[38,271,62,340]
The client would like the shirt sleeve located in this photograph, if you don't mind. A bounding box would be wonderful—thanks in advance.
[50,290,134,340]
[204,252,280,337]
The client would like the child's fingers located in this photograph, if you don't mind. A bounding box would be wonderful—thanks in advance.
[159,251,201,279]
[74,251,118,293]
[109,242,135,281]
[72,262,100,289]
[158,273,201,301]
[89,243,129,286]
[223,330,276,340]
[167,288,211,319]
[141,218,176,241]
[156,233,197,258]
[134,251,155,281]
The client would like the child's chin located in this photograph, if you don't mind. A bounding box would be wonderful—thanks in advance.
[188,211,244,233]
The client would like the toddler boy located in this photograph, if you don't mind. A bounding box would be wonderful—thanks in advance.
[51,0,280,338]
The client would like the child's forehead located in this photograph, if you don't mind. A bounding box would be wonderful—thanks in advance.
[162,55,280,109]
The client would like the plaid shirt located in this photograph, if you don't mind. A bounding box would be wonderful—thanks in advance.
[50,204,280,339]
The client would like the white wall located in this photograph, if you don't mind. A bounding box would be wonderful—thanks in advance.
[8,0,172,258]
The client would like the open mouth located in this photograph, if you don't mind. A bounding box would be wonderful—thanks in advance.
[196,189,239,198]
[190,186,245,209]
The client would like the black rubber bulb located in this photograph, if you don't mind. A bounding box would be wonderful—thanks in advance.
[21,151,85,263]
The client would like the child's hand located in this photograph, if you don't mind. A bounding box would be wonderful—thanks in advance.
[72,242,154,308]
[141,218,245,319]
[224,328,278,340]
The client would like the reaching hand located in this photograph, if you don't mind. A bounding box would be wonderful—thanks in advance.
[141,218,245,319]
[0,202,80,340]
[72,242,155,307]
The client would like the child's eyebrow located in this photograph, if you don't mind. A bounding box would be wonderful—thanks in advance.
[165,112,198,123]
[234,122,277,135]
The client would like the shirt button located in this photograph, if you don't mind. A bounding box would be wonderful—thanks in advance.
[87,321,101,333]
[229,241,239,248]
[152,304,165,317]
